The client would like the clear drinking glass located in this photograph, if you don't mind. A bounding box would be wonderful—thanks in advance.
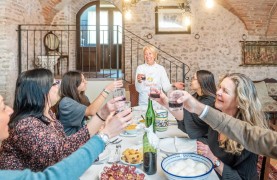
[115,100,131,113]
[113,87,126,101]
[168,90,183,111]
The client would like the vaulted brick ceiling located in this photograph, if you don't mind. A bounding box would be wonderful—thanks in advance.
[39,0,61,24]
[39,0,277,37]
[216,0,277,37]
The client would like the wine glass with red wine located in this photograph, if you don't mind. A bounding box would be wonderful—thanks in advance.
[168,90,183,111]
[141,74,146,81]
[150,85,161,99]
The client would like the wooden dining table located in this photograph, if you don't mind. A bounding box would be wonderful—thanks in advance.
[80,107,220,180]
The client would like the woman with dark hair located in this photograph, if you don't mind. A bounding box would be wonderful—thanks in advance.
[178,70,216,140]
[176,70,216,142]
[57,71,123,135]
[154,70,216,143]
[0,68,132,171]
[0,94,107,179]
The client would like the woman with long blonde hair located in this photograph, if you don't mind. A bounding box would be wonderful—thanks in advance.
[197,73,268,179]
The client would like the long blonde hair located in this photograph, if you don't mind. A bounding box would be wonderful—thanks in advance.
[218,73,268,154]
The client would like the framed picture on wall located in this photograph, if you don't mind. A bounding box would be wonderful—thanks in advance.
[155,6,191,34]
[241,41,277,65]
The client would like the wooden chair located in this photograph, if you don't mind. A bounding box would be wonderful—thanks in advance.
[128,84,139,107]
[259,123,277,180]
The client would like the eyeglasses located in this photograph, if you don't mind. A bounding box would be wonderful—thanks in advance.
[187,77,197,81]
[52,80,60,86]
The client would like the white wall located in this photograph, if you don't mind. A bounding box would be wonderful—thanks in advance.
[85,80,113,103]
[85,80,130,106]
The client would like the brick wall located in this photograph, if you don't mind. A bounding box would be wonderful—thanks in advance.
[0,0,44,105]
[0,0,276,105]
[122,0,277,85]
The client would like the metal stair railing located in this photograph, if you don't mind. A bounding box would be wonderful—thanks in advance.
[17,24,190,83]
[122,26,190,84]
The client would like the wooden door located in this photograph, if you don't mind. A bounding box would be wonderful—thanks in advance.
[76,1,122,72]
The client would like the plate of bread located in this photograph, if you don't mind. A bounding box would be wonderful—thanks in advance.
[120,147,143,166]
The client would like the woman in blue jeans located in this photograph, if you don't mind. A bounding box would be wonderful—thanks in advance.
[0,94,129,179]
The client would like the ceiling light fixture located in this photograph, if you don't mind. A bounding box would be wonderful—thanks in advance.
[205,0,214,8]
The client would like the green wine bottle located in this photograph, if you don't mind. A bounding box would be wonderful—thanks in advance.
[143,98,157,175]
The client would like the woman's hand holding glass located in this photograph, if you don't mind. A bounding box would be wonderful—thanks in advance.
[149,90,169,108]
[115,100,131,114]
[105,80,123,92]
[168,90,184,111]
[97,96,125,121]
[175,91,206,115]
[113,88,126,101]
[149,84,161,99]
[137,74,145,83]
[101,108,132,138]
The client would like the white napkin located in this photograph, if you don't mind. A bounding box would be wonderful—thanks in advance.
[145,126,159,149]
[174,137,197,153]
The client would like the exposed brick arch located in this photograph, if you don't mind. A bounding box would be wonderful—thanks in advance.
[40,0,62,24]
[216,0,277,37]
[40,0,122,24]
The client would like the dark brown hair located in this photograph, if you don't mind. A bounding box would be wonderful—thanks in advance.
[196,70,217,97]
[60,71,90,106]
[10,68,53,127]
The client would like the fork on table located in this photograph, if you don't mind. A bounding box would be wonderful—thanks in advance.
[108,138,122,145]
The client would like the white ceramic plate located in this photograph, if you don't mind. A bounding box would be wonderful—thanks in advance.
[120,131,138,137]
[159,137,196,154]
[120,146,143,166]
[98,164,147,180]
[120,158,143,166]
[120,130,144,137]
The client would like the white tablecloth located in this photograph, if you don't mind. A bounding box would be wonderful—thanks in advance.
[80,125,219,180]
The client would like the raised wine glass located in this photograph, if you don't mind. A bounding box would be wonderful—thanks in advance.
[167,89,183,111]
[149,84,161,99]
[113,88,126,101]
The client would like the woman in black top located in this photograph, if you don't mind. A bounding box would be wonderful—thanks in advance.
[154,73,268,179]
[197,73,268,179]
[176,70,216,143]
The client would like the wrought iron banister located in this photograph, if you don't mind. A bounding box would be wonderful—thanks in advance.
[17,24,190,84]
[122,25,190,84]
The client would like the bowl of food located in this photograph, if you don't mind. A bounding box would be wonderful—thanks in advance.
[161,153,213,180]
[124,124,138,134]
[99,164,146,180]
[121,147,143,166]
[139,119,145,123]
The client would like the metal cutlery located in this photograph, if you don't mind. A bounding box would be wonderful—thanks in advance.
[107,138,122,145]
